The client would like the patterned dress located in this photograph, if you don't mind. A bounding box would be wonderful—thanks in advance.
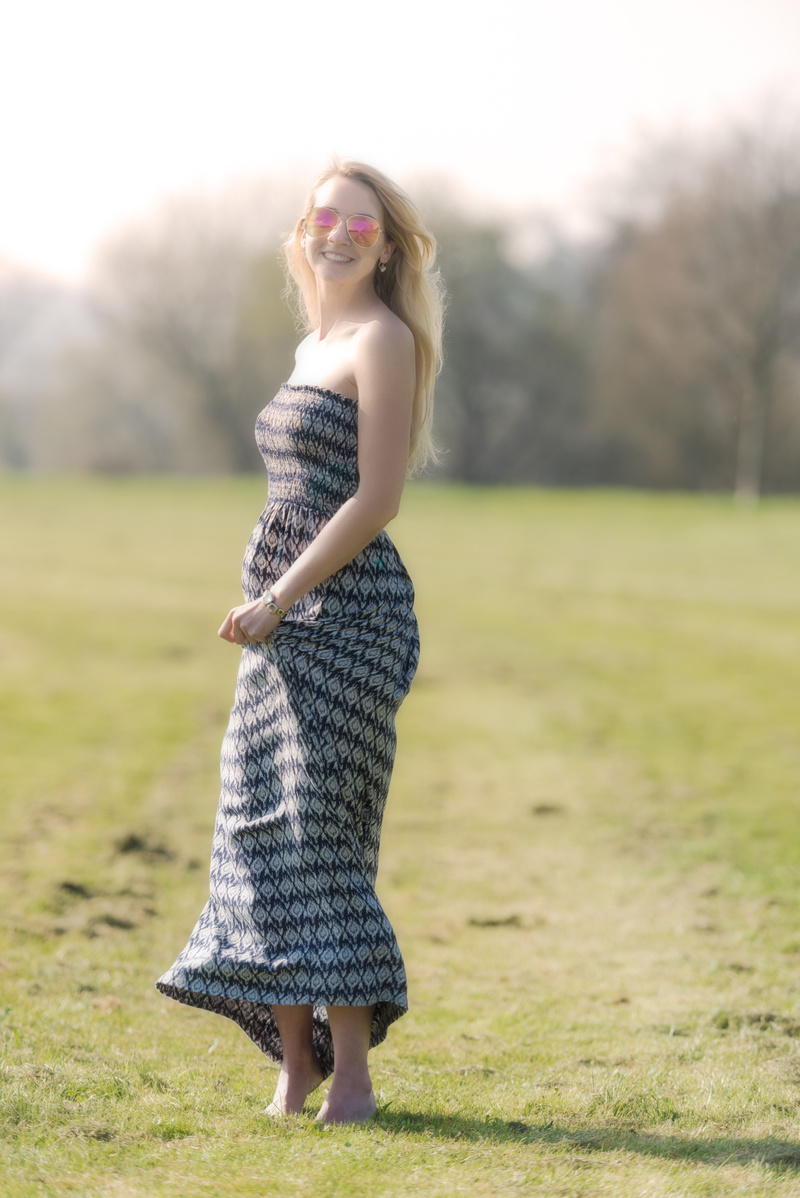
[156,384,419,1077]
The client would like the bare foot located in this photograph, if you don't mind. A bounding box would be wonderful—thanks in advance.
[315,1081,377,1126]
[266,1055,326,1117]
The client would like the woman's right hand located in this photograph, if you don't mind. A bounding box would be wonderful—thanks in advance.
[218,599,283,645]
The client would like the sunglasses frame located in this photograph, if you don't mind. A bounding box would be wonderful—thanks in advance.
[303,206,384,250]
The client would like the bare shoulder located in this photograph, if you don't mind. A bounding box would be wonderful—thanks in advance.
[291,331,317,368]
[355,308,415,380]
[371,305,414,347]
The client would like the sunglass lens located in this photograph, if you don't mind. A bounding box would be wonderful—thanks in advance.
[347,216,380,248]
[305,207,338,236]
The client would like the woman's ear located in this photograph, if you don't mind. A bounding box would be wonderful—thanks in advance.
[380,240,396,266]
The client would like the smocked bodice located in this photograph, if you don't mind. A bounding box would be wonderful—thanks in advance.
[255,384,360,514]
[243,381,414,620]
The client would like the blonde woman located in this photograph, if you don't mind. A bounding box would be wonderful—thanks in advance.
[156,161,444,1125]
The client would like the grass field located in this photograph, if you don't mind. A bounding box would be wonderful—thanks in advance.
[1,476,800,1197]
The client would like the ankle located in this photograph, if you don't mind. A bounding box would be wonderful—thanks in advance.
[330,1068,372,1092]
[281,1051,314,1076]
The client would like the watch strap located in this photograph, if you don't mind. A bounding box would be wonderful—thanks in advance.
[260,590,287,619]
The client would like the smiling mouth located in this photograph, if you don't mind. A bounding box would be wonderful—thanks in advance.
[321,251,352,263]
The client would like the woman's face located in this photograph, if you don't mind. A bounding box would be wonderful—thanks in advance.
[301,175,393,287]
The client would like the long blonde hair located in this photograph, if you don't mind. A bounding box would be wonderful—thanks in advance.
[283,159,445,474]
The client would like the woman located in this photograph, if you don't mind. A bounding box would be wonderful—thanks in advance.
[156,160,444,1125]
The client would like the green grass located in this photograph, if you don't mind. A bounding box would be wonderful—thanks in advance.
[2,477,800,1196]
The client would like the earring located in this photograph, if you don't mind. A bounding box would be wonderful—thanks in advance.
[379,261,387,273]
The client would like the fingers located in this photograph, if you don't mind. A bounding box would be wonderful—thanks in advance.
[218,609,237,641]
[231,618,250,645]
[219,602,280,646]
[240,624,267,645]
[225,612,262,646]
[219,608,252,644]
[238,630,264,646]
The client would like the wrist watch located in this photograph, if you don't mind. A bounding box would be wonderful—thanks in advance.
[261,590,287,620]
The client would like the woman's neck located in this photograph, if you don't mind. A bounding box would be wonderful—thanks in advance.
[316,277,381,339]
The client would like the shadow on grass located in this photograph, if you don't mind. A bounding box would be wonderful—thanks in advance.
[374,1110,800,1173]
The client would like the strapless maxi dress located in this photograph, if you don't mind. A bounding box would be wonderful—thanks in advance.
[156,384,419,1076]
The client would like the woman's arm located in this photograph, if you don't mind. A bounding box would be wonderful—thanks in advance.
[219,318,415,645]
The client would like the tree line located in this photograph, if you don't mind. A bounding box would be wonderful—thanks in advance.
[2,117,800,496]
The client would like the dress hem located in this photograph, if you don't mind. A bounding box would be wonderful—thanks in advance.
[154,980,407,1078]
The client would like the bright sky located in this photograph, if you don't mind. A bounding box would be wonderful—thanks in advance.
[2,0,799,281]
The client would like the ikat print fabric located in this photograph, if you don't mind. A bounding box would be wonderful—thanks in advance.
[155,385,419,1077]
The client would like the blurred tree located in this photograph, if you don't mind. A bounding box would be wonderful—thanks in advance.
[696,129,800,498]
[33,339,182,472]
[589,121,800,496]
[233,249,302,433]
[87,190,297,472]
[4,129,800,493]
[0,263,59,467]
[431,215,590,483]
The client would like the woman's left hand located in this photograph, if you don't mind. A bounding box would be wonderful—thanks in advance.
[218,599,283,645]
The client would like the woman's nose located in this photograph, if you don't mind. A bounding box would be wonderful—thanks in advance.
[328,216,350,243]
